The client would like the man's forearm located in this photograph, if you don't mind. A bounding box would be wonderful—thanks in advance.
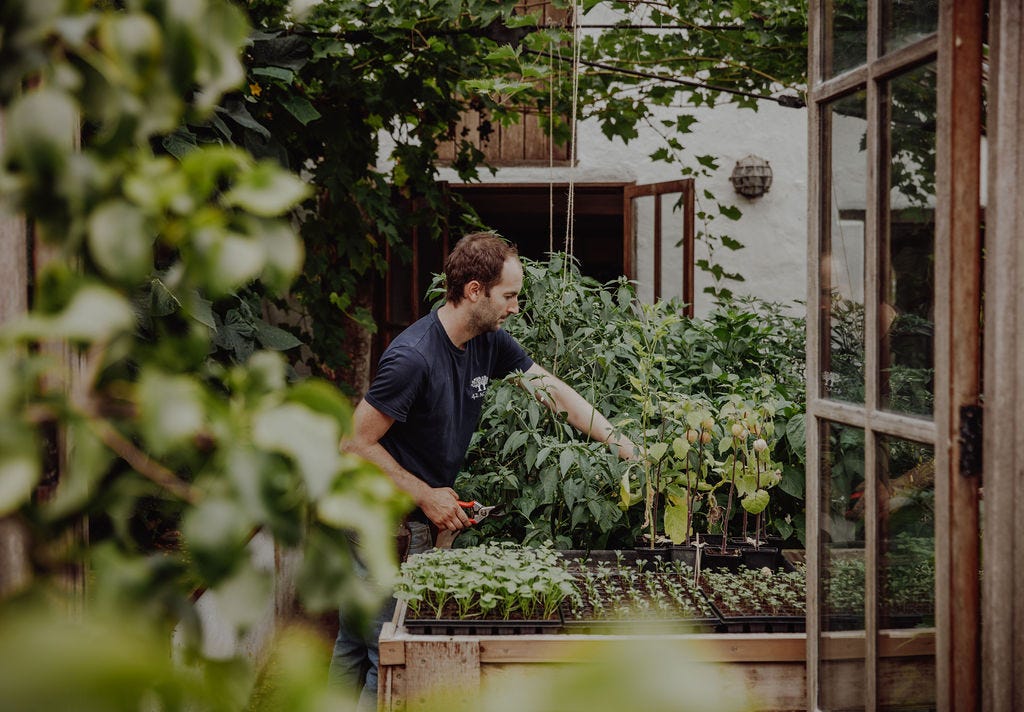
[341,438,431,503]
[523,370,635,459]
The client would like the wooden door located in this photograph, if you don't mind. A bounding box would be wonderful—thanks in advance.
[806,0,985,709]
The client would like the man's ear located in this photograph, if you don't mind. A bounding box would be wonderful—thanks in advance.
[464,279,483,302]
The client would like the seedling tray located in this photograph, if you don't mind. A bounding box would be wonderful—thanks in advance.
[403,615,563,636]
[710,609,806,634]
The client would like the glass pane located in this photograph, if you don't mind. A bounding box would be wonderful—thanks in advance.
[880,63,936,417]
[877,436,936,711]
[881,0,939,55]
[819,420,866,711]
[822,91,867,404]
[825,0,868,77]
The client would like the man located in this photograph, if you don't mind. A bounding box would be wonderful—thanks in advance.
[329,232,635,708]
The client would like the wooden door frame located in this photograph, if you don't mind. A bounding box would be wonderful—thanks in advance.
[806,0,985,709]
[981,1,1024,708]
[623,178,695,314]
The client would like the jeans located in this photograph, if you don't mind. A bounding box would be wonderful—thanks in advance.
[328,520,433,711]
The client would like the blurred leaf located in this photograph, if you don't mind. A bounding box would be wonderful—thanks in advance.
[137,368,206,456]
[4,284,135,342]
[252,404,340,498]
[183,496,256,582]
[222,162,311,217]
[44,419,114,520]
[0,454,39,516]
[2,88,76,181]
[285,380,352,430]
[87,200,153,283]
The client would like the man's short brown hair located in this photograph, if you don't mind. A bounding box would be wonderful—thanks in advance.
[444,232,519,305]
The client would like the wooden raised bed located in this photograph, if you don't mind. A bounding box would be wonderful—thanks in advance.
[378,606,935,712]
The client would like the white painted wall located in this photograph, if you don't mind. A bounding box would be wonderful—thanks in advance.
[434,97,809,318]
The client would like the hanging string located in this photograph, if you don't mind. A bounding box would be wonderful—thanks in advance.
[548,13,557,256]
[561,0,581,284]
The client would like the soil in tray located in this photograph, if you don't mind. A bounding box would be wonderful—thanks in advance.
[404,602,562,635]
[562,571,718,629]
[697,566,805,625]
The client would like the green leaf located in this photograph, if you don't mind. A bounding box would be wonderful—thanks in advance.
[0,455,39,517]
[559,448,575,477]
[718,435,734,455]
[253,66,294,82]
[137,369,206,456]
[647,441,669,462]
[278,94,321,125]
[718,204,742,220]
[218,100,271,139]
[87,200,153,283]
[252,403,341,498]
[208,560,274,630]
[182,496,255,581]
[696,154,719,169]
[285,380,352,430]
[5,285,135,343]
[786,416,807,458]
[255,321,302,351]
[539,465,558,502]
[741,488,770,515]
[149,278,181,317]
[675,114,698,133]
[664,501,689,544]
[671,436,690,459]
[208,233,266,294]
[222,162,311,217]
[44,420,113,520]
[3,89,76,180]
[254,219,304,294]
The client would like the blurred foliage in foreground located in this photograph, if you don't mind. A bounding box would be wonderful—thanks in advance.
[0,0,407,707]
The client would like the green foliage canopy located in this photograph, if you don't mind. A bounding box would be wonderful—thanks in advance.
[1,1,408,707]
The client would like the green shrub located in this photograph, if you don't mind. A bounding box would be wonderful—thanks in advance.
[454,254,808,549]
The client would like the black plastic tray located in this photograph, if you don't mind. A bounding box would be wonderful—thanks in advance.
[403,616,563,636]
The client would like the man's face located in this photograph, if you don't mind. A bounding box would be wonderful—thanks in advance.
[473,257,523,333]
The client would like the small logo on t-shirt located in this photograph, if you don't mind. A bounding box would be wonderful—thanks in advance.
[469,375,489,399]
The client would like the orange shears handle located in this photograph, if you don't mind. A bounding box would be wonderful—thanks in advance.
[456,500,482,524]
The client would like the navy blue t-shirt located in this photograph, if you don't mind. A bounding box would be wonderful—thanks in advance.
[365,310,533,492]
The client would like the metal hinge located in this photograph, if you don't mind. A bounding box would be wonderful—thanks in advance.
[958,404,983,477]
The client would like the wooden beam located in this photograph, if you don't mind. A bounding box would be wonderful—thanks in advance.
[935,0,985,710]
[982,0,1024,710]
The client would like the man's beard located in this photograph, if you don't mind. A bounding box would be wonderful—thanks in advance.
[469,303,503,335]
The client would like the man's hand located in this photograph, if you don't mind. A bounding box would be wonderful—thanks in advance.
[417,486,472,531]
[609,435,638,461]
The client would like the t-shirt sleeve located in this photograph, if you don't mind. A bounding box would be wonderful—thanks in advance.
[364,346,427,423]
[491,329,533,379]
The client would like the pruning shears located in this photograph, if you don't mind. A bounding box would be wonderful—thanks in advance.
[433,500,502,548]
[458,500,499,525]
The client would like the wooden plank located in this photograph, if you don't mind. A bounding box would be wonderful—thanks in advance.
[982,1,1024,710]
[682,180,694,314]
[379,621,405,666]
[934,1,985,710]
[498,114,525,163]
[869,35,939,80]
[804,5,824,708]
[402,639,480,712]
[522,111,550,162]
[0,112,29,322]
[478,633,807,664]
